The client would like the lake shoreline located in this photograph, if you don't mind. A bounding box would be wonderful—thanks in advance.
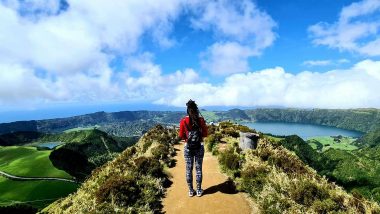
[241,121,364,140]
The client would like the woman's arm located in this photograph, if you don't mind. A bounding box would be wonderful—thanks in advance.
[179,119,186,140]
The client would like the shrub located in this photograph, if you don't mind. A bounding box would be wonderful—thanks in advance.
[207,125,217,135]
[290,179,329,206]
[134,156,164,178]
[239,164,268,197]
[219,121,234,129]
[211,145,219,156]
[95,174,140,206]
[222,127,239,138]
[236,125,254,133]
[151,144,169,160]
[142,140,153,153]
[218,147,240,172]
[205,133,222,152]
[121,146,137,159]
[372,187,380,203]
[311,199,340,213]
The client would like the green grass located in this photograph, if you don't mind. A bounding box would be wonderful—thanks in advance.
[200,111,219,122]
[63,125,99,133]
[0,177,78,209]
[264,134,284,142]
[0,146,71,178]
[307,136,358,152]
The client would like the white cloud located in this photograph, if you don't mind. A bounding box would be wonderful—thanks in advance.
[302,59,350,67]
[0,64,56,103]
[201,42,253,75]
[0,0,279,106]
[0,0,189,106]
[125,53,199,99]
[0,0,183,74]
[308,0,380,56]
[303,60,332,67]
[192,0,277,75]
[158,59,380,108]
[191,0,276,49]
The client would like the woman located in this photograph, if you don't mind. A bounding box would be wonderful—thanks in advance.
[179,100,208,197]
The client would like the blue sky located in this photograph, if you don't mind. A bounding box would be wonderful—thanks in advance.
[0,0,380,122]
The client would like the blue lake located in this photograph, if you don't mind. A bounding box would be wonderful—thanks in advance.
[37,142,63,149]
[243,122,363,139]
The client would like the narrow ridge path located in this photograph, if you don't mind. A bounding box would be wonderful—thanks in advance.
[162,144,257,214]
[0,170,76,183]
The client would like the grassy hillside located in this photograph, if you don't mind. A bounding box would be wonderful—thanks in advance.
[0,129,138,212]
[307,136,358,152]
[205,122,380,213]
[0,177,78,209]
[0,146,71,178]
[38,129,138,180]
[42,125,177,213]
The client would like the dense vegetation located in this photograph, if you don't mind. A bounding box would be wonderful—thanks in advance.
[205,122,380,213]
[0,131,44,146]
[0,129,138,181]
[0,204,37,214]
[43,129,138,181]
[356,127,380,147]
[42,125,177,213]
[280,135,380,204]
[0,129,138,212]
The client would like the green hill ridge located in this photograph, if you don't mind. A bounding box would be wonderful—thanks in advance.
[41,123,380,214]
[42,125,177,213]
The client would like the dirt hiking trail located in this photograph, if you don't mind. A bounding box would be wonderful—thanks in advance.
[162,144,258,214]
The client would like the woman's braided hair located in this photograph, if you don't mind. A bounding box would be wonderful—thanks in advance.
[186,99,200,129]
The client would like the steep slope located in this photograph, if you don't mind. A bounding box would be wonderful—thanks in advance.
[45,129,138,181]
[355,127,380,147]
[42,125,177,213]
[206,122,380,213]
[281,134,380,203]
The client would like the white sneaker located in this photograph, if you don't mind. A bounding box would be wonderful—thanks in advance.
[189,189,195,197]
[196,189,203,197]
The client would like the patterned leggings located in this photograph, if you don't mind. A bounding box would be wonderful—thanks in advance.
[184,145,205,191]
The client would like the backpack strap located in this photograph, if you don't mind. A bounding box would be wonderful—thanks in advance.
[184,120,191,132]
[184,118,201,132]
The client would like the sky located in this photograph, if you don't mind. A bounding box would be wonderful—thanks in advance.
[1,0,380,122]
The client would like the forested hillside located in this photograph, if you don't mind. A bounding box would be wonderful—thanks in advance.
[246,108,380,133]
[42,125,177,213]
[205,122,380,213]
[281,135,380,204]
